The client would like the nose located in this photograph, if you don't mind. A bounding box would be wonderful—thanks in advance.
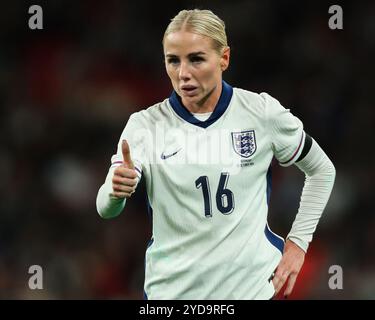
[178,61,191,81]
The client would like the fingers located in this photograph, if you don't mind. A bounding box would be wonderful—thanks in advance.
[272,271,297,298]
[114,166,138,179]
[111,190,134,199]
[112,171,137,199]
[272,269,299,298]
[284,273,297,297]
[112,174,137,186]
[272,240,305,298]
[112,165,138,199]
[111,183,136,198]
[112,176,137,191]
[122,140,135,169]
[112,184,135,194]
[272,270,289,295]
[112,140,138,199]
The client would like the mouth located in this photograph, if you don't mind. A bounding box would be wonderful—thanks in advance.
[180,85,198,96]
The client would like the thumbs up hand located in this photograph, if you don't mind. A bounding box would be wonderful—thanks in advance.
[111,140,138,199]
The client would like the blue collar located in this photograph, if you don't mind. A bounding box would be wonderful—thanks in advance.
[168,81,233,128]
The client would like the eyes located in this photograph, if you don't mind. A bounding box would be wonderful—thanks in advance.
[166,56,205,65]
[166,57,179,65]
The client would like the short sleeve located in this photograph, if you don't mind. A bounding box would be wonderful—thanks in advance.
[110,113,149,179]
[261,92,305,167]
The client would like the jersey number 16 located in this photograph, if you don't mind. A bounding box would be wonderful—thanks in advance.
[195,173,235,218]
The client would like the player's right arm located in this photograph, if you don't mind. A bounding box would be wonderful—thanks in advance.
[96,140,138,219]
[96,112,147,219]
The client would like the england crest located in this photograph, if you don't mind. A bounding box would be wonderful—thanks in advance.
[231,130,257,158]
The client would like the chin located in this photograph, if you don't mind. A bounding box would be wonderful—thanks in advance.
[182,95,200,104]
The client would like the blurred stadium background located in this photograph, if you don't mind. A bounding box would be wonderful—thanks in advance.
[0,0,373,299]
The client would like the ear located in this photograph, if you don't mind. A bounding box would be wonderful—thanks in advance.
[220,46,230,71]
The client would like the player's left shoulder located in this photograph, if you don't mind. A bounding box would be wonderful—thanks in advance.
[233,87,260,102]
[232,87,271,116]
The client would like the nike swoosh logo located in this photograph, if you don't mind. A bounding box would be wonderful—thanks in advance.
[161,148,181,160]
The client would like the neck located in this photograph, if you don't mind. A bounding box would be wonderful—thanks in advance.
[182,82,222,114]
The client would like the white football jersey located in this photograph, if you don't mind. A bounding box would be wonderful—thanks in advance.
[110,81,305,299]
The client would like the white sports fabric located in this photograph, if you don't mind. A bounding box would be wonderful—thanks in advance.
[287,139,336,252]
[98,82,308,299]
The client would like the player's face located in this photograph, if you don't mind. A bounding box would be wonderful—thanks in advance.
[163,31,230,111]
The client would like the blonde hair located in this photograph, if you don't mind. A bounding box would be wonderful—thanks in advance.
[163,9,228,53]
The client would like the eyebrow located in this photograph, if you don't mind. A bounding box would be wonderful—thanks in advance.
[165,51,206,58]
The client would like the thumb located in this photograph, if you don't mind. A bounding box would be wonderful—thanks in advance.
[122,140,135,169]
